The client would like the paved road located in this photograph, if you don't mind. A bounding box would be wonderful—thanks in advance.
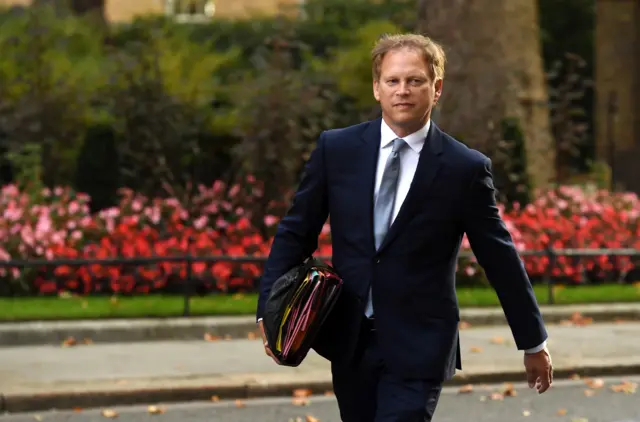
[2,375,638,422]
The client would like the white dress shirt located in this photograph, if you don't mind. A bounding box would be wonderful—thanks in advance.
[373,118,546,355]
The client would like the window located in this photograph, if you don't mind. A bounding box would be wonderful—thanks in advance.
[165,0,215,23]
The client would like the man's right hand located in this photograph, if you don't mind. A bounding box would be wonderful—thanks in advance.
[258,320,282,365]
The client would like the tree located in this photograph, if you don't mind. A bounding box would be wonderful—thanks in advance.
[417,0,556,189]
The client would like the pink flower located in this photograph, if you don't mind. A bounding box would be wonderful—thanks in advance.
[264,215,279,227]
[69,201,80,214]
[193,216,208,230]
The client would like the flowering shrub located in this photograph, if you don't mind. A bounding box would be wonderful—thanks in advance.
[0,182,638,296]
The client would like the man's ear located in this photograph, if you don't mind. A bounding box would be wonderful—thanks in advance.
[434,79,443,103]
[373,80,381,102]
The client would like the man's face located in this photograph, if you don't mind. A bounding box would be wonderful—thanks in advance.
[373,47,442,136]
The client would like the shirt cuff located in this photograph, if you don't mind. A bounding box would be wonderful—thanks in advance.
[257,318,263,323]
[524,340,547,354]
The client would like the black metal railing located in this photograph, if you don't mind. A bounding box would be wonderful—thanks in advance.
[0,247,638,315]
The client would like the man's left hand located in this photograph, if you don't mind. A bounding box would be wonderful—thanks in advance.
[524,347,553,394]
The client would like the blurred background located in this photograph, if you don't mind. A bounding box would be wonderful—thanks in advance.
[0,1,638,421]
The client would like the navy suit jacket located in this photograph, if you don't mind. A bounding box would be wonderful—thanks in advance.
[256,118,547,381]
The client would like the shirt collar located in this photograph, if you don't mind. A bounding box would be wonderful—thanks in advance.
[380,118,430,153]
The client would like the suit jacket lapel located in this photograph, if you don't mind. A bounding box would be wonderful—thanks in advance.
[357,118,383,255]
[376,122,444,255]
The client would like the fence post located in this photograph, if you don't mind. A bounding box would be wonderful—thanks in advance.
[183,235,194,317]
[545,246,556,305]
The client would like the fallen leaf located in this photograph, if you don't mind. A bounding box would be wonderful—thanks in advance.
[610,381,638,394]
[306,416,320,422]
[490,336,505,345]
[489,392,504,401]
[62,337,77,347]
[292,398,310,406]
[459,321,472,330]
[101,409,118,418]
[585,378,604,389]
[204,333,220,342]
[523,410,531,416]
[247,332,257,340]
[232,293,245,300]
[470,346,483,353]
[147,405,166,414]
[72,407,83,412]
[33,416,42,421]
[234,399,245,408]
[323,390,334,396]
[503,383,517,397]
[224,334,232,340]
[458,384,473,394]
[211,395,220,402]
[569,373,581,380]
[293,388,312,398]
[479,395,487,402]
[584,389,596,397]
[83,338,93,345]
[557,409,568,416]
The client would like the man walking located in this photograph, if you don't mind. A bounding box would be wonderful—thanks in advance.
[256,33,553,421]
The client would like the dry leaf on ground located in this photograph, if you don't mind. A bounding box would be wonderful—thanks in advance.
[610,381,637,394]
[490,336,505,344]
[292,398,310,406]
[459,321,472,330]
[470,346,483,353]
[489,392,504,401]
[210,395,220,402]
[458,384,473,394]
[293,388,312,398]
[502,383,517,397]
[560,312,593,326]
[584,378,604,389]
[557,409,568,416]
[101,409,118,418]
[522,410,531,416]
[62,337,77,347]
[306,416,320,422]
[584,389,596,397]
[147,405,166,414]
[234,399,245,408]
[204,333,220,341]
[33,416,42,421]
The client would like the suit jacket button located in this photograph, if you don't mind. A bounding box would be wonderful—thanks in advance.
[375,259,380,264]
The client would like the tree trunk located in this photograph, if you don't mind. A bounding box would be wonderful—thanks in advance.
[417,0,555,188]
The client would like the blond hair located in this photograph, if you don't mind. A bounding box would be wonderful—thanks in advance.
[371,33,446,82]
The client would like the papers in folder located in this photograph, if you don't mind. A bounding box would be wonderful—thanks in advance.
[275,266,342,358]
[263,257,343,366]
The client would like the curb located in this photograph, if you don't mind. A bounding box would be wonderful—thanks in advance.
[2,363,640,413]
[2,305,640,347]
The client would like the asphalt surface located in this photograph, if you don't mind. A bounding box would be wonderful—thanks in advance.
[2,375,639,422]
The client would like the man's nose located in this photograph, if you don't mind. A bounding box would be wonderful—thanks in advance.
[396,82,410,95]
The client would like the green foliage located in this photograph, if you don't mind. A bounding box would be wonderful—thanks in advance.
[0,4,105,187]
[0,0,597,218]
[492,117,532,208]
[314,20,403,110]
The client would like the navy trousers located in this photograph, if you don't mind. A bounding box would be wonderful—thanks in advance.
[331,318,443,422]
